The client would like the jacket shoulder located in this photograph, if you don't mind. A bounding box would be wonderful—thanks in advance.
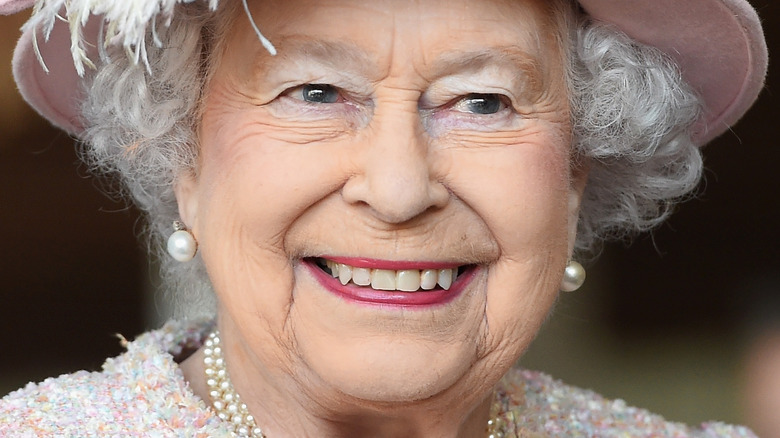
[0,321,227,437]
[500,368,756,437]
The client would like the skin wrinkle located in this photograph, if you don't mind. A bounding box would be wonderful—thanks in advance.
[426,49,545,103]
[79,0,702,348]
[175,0,586,436]
[256,39,381,86]
[210,84,361,146]
[290,201,498,265]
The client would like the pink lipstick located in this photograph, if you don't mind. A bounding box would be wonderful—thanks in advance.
[303,257,477,307]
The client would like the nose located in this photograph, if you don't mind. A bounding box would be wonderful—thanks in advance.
[342,109,449,224]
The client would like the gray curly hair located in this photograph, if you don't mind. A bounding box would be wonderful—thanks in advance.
[81,0,701,318]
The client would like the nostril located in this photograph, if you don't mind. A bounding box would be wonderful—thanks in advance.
[342,176,449,224]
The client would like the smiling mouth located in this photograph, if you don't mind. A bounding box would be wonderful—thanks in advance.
[311,257,472,292]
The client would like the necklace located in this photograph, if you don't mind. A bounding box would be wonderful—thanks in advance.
[203,332,265,437]
[203,330,507,437]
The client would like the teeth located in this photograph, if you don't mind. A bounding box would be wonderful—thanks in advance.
[320,259,462,292]
[338,264,351,286]
[438,269,453,290]
[420,269,438,290]
[327,261,339,278]
[352,267,371,286]
[396,270,421,292]
[371,269,396,290]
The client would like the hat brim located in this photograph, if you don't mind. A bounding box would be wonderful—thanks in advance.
[8,0,768,145]
[579,0,767,144]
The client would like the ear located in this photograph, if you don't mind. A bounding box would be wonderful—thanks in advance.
[174,169,200,232]
[566,160,590,258]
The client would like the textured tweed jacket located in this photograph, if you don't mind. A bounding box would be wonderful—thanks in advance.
[0,320,757,437]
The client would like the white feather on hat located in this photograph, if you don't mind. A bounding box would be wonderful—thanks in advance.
[21,0,274,76]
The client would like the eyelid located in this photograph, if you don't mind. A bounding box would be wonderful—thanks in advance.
[424,72,525,109]
[448,94,510,116]
[282,83,342,103]
[278,83,375,109]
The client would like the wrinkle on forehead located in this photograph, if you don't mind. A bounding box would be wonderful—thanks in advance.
[219,0,570,109]
[254,38,384,83]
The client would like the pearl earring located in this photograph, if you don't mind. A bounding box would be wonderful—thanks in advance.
[167,221,198,262]
[561,260,586,292]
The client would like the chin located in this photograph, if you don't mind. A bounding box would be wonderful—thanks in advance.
[300,336,478,403]
[285,261,492,403]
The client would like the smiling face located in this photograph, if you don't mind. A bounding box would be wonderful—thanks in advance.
[177,0,583,429]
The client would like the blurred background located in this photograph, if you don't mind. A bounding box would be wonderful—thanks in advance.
[1,2,778,435]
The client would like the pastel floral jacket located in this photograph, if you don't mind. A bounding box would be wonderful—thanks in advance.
[0,320,757,437]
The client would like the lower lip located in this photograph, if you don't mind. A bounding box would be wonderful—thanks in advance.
[304,260,478,308]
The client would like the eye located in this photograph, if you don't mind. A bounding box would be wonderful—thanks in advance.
[452,93,507,115]
[286,84,341,104]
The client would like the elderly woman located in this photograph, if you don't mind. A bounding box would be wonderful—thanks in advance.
[0,0,767,436]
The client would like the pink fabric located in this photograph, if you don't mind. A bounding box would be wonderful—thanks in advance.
[5,0,770,144]
[578,0,768,144]
[12,10,100,134]
[0,320,759,436]
[0,0,33,15]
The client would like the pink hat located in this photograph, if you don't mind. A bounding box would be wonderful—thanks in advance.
[2,0,768,145]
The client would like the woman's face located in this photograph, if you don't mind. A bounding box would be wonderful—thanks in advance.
[179,0,584,409]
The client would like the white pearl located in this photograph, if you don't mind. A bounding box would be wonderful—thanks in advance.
[561,261,586,292]
[167,229,197,262]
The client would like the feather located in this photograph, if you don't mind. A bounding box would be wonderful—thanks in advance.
[21,0,276,76]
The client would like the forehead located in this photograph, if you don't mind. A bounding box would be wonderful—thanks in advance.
[220,0,566,86]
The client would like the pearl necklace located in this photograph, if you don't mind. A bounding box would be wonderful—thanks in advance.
[203,332,265,437]
[204,330,507,437]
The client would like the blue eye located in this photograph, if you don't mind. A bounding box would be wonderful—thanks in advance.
[455,93,505,115]
[298,84,340,103]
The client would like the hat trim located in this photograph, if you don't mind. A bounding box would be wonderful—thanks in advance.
[23,0,225,76]
[698,0,767,144]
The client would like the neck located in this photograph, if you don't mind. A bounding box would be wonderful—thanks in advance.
[180,323,497,437]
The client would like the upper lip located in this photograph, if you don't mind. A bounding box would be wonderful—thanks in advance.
[308,257,475,292]
[321,256,463,270]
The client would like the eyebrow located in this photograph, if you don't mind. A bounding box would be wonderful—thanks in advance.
[253,38,381,80]
[429,47,545,96]
[252,39,546,97]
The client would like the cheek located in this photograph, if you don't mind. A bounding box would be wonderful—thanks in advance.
[442,139,571,253]
[197,109,351,238]
[192,109,356,327]
[440,131,571,361]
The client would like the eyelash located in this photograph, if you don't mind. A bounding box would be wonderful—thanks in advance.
[447,93,511,116]
[283,84,344,104]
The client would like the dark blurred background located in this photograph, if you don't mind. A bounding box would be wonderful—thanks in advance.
[1,1,778,433]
